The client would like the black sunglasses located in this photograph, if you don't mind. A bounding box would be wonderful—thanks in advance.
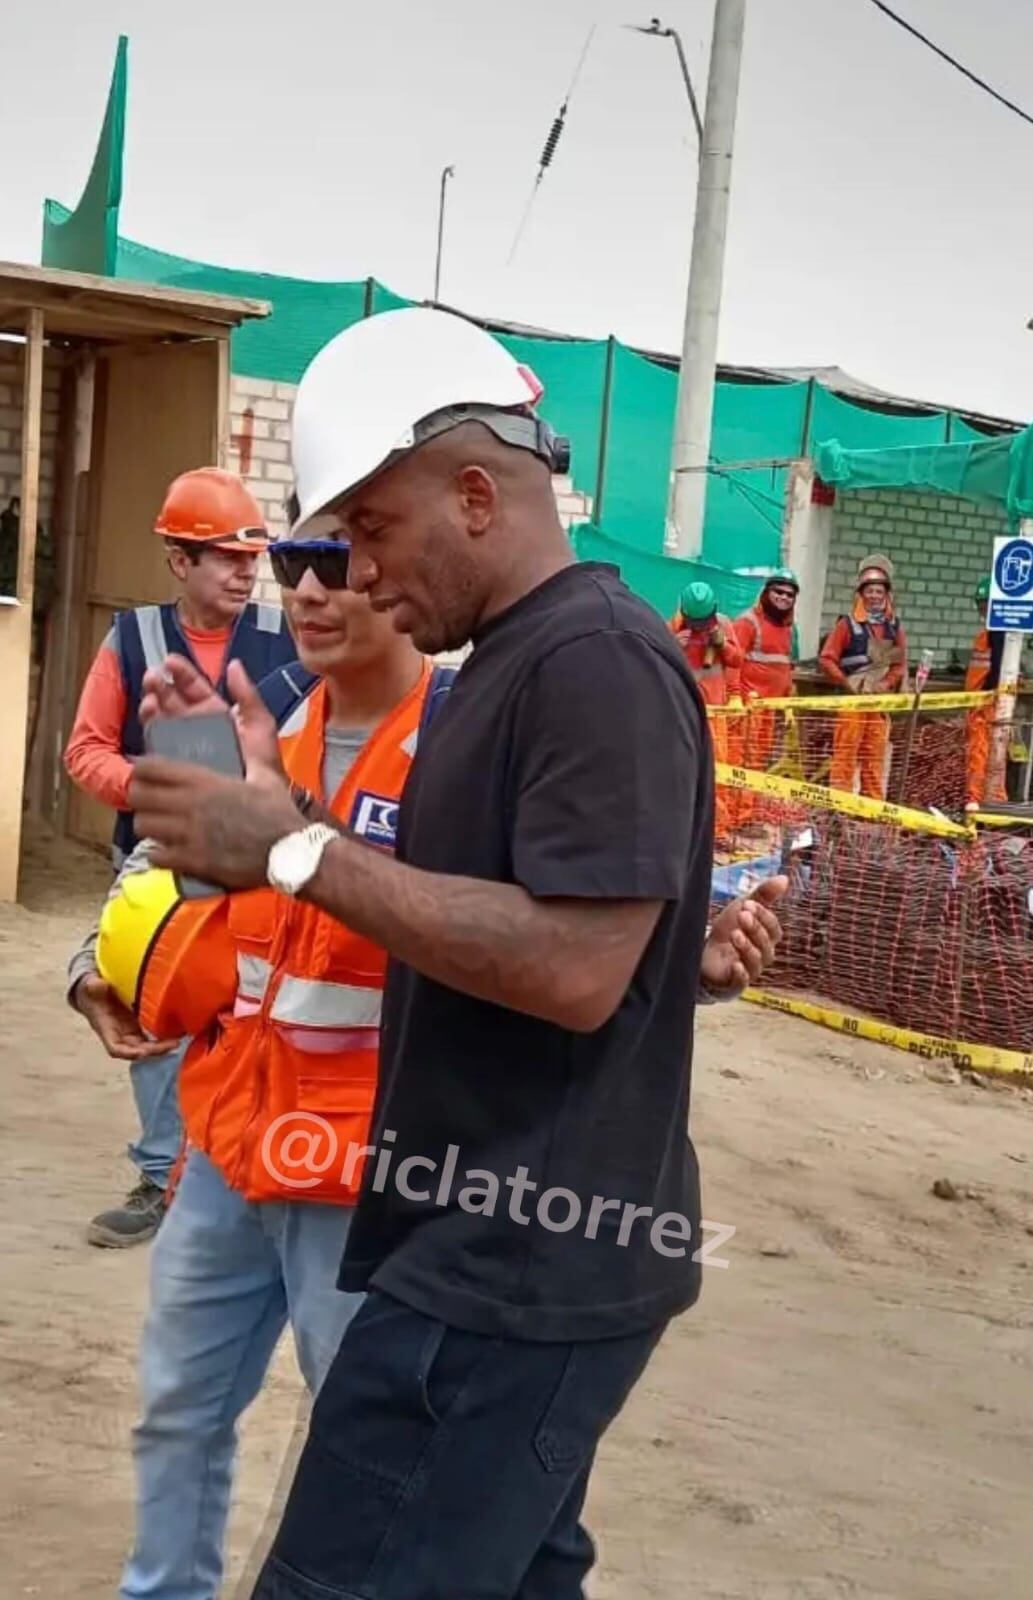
[269,539,351,590]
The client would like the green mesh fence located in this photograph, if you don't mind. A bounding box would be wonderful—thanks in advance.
[815,427,1033,523]
[41,37,127,275]
[572,523,764,623]
[40,34,1024,615]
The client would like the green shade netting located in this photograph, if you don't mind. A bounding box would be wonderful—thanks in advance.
[572,522,763,623]
[806,385,948,452]
[40,30,1028,617]
[41,37,127,275]
[494,335,609,514]
[815,426,1033,524]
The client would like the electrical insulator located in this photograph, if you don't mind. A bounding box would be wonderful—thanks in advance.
[539,110,566,172]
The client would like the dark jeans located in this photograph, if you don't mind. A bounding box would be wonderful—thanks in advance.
[251,1290,665,1600]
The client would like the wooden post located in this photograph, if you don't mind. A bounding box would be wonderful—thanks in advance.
[214,335,231,467]
[0,308,45,901]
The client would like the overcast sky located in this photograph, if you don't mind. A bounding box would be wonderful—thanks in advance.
[5,0,1033,421]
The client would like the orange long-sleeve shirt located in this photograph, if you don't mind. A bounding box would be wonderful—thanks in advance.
[820,615,907,692]
[64,621,233,811]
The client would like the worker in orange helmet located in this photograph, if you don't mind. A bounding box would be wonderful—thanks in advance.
[733,567,799,772]
[820,553,907,798]
[964,575,1007,812]
[64,466,296,1249]
[670,580,743,839]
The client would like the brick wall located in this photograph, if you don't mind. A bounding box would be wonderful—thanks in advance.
[225,374,593,609]
[0,340,62,562]
[823,488,1014,670]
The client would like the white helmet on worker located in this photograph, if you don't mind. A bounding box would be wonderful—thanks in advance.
[289,308,570,536]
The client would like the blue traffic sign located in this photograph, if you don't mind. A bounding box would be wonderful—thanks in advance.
[988,536,1033,632]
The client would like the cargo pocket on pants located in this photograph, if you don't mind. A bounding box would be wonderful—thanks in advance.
[533,1329,664,1474]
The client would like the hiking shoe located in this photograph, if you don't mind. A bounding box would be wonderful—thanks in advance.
[87,1177,166,1249]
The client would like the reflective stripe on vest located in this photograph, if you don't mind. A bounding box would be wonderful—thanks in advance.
[134,605,169,674]
[746,649,792,665]
[970,650,991,669]
[271,974,382,1029]
[237,952,271,1003]
[840,615,899,676]
[255,603,283,634]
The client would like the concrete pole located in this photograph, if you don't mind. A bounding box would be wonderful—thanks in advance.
[783,462,834,660]
[665,0,747,559]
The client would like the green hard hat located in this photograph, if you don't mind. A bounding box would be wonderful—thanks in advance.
[764,566,799,592]
[975,574,991,603]
[679,580,717,621]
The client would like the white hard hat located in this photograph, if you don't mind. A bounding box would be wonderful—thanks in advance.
[290,307,564,535]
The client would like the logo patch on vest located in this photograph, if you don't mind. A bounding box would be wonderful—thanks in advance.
[350,791,399,849]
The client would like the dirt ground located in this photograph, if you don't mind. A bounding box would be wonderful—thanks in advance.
[2,824,1032,1600]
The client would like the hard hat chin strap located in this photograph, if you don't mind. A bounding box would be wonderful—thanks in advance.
[404,404,572,476]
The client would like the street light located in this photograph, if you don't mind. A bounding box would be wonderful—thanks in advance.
[433,165,456,304]
[625,18,703,146]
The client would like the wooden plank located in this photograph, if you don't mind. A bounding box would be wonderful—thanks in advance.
[17,309,45,600]
[0,258,269,324]
[214,335,231,467]
[0,308,45,898]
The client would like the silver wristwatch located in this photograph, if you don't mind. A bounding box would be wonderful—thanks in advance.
[267,823,339,897]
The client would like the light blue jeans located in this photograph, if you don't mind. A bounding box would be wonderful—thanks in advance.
[128,1045,186,1189]
[121,1149,361,1600]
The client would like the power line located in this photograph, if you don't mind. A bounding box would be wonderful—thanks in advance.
[865,0,1033,130]
[508,25,597,264]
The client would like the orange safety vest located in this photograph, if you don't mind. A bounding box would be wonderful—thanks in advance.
[734,605,794,699]
[965,627,993,693]
[145,662,433,1204]
[669,614,741,706]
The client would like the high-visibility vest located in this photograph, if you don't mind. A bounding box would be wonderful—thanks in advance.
[113,601,297,855]
[734,605,795,699]
[144,662,436,1203]
[837,613,901,676]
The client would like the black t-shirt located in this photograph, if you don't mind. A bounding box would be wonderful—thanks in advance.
[339,562,713,1341]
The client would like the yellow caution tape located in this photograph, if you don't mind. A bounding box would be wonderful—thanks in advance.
[742,988,1033,1081]
[708,690,993,716]
[714,762,970,838]
[968,809,1033,830]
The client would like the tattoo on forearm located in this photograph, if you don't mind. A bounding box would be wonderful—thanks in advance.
[304,837,660,1026]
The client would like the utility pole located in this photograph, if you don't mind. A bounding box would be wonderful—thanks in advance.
[666,0,747,558]
[627,19,703,148]
[433,165,455,304]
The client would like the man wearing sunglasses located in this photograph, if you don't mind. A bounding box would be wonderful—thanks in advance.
[732,568,800,805]
[67,536,448,1600]
[65,467,297,1251]
[129,308,786,1600]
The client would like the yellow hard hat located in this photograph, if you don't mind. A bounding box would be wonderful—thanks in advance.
[98,868,233,1036]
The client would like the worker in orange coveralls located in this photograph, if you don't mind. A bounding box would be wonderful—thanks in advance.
[670,580,743,839]
[733,567,799,770]
[820,554,907,798]
[965,574,1007,812]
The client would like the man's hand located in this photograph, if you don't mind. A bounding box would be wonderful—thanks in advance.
[140,656,286,790]
[73,972,179,1061]
[129,759,305,889]
[701,875,787,999]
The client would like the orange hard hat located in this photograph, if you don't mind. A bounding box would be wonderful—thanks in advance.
[155,467,268,551]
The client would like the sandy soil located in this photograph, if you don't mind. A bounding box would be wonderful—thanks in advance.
[2,824,1031,1600]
